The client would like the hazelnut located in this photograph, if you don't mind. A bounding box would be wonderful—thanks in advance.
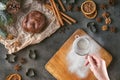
[102,12,110,18]
[102,25,108,31]
[105,17,111,25]
[96,17,102,23]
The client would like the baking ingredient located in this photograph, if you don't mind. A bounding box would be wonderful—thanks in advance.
[81,0,96,14]
[67,4,73,11]
[108,0,115,6]
[66,35,100,78]
[100,4,107,10]
[74,6,80,11]
[102,12,109,18]
[6,0,20,14]
[22,11,47,33]
[105,17,111,25]
[102,25,108,31]
[6,73,21,80]
[81,1,97,19]
[20,57,27,64]
[14,64,21,71]
[26,68,36,77]
[110,26,116,33]
[58,0,66,12]
[96,17,102,23]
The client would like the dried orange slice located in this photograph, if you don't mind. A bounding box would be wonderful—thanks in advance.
[84,10,97,19]
[81,0,96,15]
[6,73,21,80]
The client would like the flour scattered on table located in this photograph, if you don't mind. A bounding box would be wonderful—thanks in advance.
[66,35,100,78]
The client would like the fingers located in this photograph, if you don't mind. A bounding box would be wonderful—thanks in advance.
[84,59,89,66]
[88,56,96,68]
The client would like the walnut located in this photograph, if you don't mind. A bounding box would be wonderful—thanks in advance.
[102,25,108,31]
[14,64,21,71]
[110,26,116,33]
[105,17,111,25]
[102,12,110,18]
[7,34,14,40]
[100,4,107,10]
[96,17,102,23]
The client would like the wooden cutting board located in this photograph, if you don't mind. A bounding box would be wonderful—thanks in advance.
[45,29,112,80]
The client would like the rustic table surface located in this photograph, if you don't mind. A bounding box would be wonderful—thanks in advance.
[0,0,120,80]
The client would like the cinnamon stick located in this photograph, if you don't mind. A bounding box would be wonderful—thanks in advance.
[50,0,64,26]
[45,4,76,24]
[60,12,76,23]
[58,0,66,12]
[62,16,72,25]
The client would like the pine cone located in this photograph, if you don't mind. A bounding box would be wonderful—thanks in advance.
[6,0,20,14]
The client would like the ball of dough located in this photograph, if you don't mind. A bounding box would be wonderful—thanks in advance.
[22,11,47,33]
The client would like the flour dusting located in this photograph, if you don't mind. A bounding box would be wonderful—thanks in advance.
[66,35,100,78]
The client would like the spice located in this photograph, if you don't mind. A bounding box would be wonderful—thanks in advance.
[67,4,73,11]
[96,17,102,23]
[102,12,110,18]
[74,6,80,11]
[108,0,115,6]
[105,17,111,25]
[20,57,27,64]
[14,64,21,71]
[110,26,116,33]
[100,4,107,10]
[6,73,21,80]
[102,25,108,31]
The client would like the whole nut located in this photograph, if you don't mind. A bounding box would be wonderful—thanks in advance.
[105,17,111,25]
[102,25,108,31]
[102,12,110,18]
[96,17,102,23]
[110,26,116,33]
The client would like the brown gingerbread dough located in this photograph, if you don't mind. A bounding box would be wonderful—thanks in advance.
[22,11,47,33]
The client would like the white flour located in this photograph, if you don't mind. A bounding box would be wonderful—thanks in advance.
[66,35,100,78]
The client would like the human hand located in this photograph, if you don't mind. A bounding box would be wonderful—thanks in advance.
[85,54,110,80]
